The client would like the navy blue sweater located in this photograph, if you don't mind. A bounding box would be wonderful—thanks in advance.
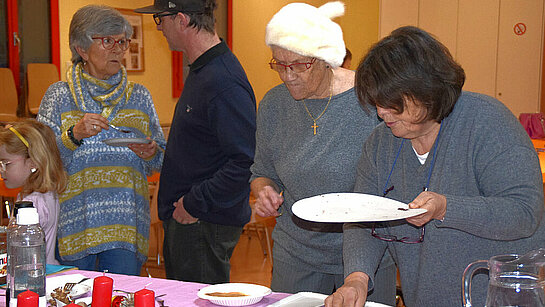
[158,41,256,226]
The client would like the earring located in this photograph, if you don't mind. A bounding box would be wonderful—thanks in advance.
[30,168,37,173]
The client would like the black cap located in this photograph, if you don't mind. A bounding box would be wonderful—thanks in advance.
[134,0,205,14]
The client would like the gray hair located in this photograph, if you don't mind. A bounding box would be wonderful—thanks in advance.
[69,5,133,64]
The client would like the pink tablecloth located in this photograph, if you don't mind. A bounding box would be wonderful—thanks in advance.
[0,269,291,306]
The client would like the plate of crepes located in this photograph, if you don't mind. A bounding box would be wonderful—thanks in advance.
[292,193,427,223]
[46,274,93,306]
[198,283,272,306]
[266,292,391,307]
[102,137,151,147]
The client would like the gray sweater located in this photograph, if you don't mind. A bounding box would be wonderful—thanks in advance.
[345,92,545,306]
[250,84,379,274]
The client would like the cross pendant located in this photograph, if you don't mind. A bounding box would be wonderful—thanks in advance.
[311,121,318,135]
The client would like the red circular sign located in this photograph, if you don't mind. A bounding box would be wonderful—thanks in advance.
[514,23,526,35]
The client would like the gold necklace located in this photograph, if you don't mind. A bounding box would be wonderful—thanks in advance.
[302,79,333,135]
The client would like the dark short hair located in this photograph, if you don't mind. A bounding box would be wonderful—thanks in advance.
[185,0,217,34]
[355,26,465,122]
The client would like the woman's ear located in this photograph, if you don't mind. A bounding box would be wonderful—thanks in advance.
[75,46,89,62]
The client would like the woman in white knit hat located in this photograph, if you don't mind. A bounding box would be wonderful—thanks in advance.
[249,1,396,303]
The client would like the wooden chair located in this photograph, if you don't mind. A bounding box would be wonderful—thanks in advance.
[146,178,164,268]
[243,196,276,264]
[0,68,19,123]
[25,63,59,115]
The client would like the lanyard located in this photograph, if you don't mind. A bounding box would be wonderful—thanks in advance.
[382,122,443,196]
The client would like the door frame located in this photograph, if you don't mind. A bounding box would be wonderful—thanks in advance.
[6,0,60,91]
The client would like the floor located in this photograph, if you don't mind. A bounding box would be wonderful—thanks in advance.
[141,229,273,287]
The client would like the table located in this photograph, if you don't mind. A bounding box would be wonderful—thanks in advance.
[0,270,291,306]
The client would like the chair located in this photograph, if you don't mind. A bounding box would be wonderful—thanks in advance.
[146,178,164,268]
[243,196,276,264]
[0,68,19,123]
[25,63,59,115]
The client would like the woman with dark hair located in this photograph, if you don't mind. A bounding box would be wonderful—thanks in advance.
[326,26,545,306]
[37,5,165,275]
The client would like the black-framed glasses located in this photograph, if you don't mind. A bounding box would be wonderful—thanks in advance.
[371,224,425,244]
[269,58,316,73]
[92,37,131,51]
[153,12,178,25]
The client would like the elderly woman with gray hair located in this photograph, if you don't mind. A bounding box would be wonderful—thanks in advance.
[249,1,395,304]
[37,4,165,275]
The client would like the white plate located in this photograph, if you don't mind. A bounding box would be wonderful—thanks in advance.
[198,283,272,306]
[292,193,427,222]
[266,292,392,307]
[102,137,151,147]
[46,274,93,300]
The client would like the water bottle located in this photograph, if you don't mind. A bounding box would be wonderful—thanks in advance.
[7,207,46,307]
[5,201,35,306]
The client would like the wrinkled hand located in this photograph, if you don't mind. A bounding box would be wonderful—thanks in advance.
[325,272,369,307]
[406,191,447,226]
[72,113,109,140]
[254,185,284,217]
[172,196,198,224]
[128,138,158,159]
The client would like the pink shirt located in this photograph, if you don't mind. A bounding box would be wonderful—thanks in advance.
[21,191,60,265]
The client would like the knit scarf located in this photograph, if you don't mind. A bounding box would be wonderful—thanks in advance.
[66,62,134,120]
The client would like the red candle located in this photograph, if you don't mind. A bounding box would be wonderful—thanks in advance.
[17,290,38,307]
[134,288,155,307]
[91,275,113,307]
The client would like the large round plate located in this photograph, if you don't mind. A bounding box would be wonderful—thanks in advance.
[266,292,391,307]
[198,283,271,306]
[102,137,151,147]
[292,193,427,222]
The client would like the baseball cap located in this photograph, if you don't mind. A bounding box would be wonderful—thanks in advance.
[134,0,205,14]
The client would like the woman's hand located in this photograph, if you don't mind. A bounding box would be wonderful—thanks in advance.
[406,191,447,226]
[254,185,284,217]
[129,138,158,160]
[325,272,369,307]
[72,113,109,140]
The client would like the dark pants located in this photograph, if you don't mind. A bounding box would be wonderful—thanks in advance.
[162,218,243,284]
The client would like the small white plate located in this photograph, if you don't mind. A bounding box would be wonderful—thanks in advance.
[46,274,93,301]
[102,137,151,147]
[292,193,427,223]
[266,292,392,307]
[198,283,272,306]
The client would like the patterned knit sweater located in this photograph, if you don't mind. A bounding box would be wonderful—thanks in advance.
[37,71,165,263]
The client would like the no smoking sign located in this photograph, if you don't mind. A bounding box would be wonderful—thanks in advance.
[514,23,526,35]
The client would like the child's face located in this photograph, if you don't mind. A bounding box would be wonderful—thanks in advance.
[0,145,34,189]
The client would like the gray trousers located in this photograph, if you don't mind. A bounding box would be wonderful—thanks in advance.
[162,218,243,284]
[271,249,397,306]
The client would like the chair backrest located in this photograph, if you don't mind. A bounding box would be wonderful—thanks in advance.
[26,63,59,114]
[0,68,19,122]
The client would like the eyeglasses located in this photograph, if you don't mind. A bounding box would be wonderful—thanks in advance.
[153,12,178,25]
[371,224,425,244]
[0,158,25,173]
[269,58,316,73]
[92,37,131,51]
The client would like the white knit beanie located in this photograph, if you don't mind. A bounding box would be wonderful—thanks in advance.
[266,1,346,68]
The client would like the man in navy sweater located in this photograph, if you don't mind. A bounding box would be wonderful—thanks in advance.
[135,0,256,283]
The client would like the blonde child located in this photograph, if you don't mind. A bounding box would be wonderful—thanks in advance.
[0,119,67,264]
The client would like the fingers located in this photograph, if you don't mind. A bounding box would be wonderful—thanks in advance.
[255,186,284,217]
[129,139,157,159]
[74,114,109,139]
[407,191,447,226]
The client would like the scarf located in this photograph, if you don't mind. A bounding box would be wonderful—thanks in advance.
[66,62,134,120]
